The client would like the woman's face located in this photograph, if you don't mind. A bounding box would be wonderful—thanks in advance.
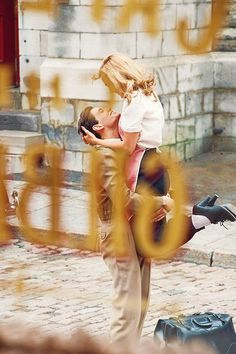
[101,72,122,97]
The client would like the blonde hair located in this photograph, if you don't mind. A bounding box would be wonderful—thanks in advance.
[93,53,158,104]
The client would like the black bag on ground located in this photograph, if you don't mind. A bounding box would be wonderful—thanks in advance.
[154,312,236,354]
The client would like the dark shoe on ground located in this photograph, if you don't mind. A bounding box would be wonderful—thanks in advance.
[193,204,236,224]
[196,196,211,207]
[222,204,236,221]
[196,194,219,208]
[207,194,219,207]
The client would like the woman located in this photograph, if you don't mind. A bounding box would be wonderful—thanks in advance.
[82,52,167,196]
[81,52,236,228]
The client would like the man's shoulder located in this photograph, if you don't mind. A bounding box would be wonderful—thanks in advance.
[95,146,115,157]
[94,147,119,172]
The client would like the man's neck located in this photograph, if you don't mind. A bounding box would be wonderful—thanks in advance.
[101,127,120,140]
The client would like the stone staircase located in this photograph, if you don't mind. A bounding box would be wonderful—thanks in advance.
[215,2,236,51]
[0,111,44,175]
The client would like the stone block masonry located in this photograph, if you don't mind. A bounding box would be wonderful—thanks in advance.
[15,0,236,173]
[40,53,236,172]
[18,0,214,89]
[213,53,236,151]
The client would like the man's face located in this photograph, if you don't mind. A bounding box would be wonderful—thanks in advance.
[91,107,120,130]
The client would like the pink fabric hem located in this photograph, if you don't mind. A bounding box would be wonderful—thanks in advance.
[127,148,145,192]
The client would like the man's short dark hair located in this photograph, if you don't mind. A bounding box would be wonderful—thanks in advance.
[77,106,101,139]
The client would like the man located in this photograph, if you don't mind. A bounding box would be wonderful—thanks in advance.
[77,106,236,343]
[78,107,174,344]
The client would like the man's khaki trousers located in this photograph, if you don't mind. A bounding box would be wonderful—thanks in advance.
[100,222,151,343]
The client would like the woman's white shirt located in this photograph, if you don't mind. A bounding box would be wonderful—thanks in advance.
[119,90,164,149]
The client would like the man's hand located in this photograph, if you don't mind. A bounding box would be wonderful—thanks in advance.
[81,126,99,145]
[80,132,88,144]
[151,195,175,222]
[151,207,167,222]
[162,195,175,212]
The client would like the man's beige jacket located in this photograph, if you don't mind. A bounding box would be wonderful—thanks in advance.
[94,147,164,227]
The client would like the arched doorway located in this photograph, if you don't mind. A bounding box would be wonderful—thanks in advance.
[0,0,19,86]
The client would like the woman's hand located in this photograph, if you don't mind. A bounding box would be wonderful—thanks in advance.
[81,126,99,145]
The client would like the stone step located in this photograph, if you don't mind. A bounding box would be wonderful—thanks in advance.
[5,154,25,175]
[0,130,44,174]
[216,39,236,51]
[227,4,236,28]
[214,2,236,52]
[219,28,236,40]
[215,28,236,51]
[0,130,44,154]
[0,111,41,132]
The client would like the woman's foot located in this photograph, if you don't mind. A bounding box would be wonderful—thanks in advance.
[191,195,236,229]
[196,194,219,208]
[193,202,236,224]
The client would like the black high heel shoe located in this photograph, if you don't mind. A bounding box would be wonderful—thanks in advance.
[196,194,219,208]
[196,196,211,207]
[193,203,236,224]
[207,194,219,207]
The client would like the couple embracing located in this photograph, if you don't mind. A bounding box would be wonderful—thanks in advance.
[77,53,236,344]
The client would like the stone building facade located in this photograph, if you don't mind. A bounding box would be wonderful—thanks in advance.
[16,0,236,173]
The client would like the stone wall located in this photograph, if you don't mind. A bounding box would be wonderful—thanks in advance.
[19,0,213,106]
[213,53,236,152]
[154,55,214,161]
[41,54,216,172]
[19,0,212,60]
[17,0,236,173]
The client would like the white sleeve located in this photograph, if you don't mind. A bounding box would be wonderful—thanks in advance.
[120,93,146,133]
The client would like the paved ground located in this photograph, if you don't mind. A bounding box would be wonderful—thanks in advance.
[1,238,236,340]
[183,151,236,206]
[180,151,236,267]
[0,151,236,340]
[5,151,236,268]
